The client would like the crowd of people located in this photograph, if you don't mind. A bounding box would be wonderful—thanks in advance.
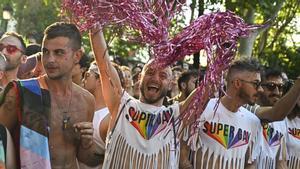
[0,21,299,169]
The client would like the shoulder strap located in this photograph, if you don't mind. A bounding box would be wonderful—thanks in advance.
[0,125,7,162]
[170,108,178,155]
[109,97,132,137]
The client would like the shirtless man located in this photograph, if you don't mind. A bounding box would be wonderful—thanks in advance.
[0,22,99,169]
[89,29,195,169]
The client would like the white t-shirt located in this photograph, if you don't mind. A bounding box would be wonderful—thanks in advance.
[93,107,110,154]
[244,104,287,169]
[285,116,300,169]
[193,98,261,169]
[257,121,287,169]
[102,92,180,169]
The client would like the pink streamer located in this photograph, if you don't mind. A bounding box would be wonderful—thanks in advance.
[63,0,184,44]
[63,1,263,137]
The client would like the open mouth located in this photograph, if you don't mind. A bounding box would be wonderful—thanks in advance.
[147,85,159,93]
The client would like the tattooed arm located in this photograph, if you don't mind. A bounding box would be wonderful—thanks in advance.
[89,29,122,125]
[0,86,18,132]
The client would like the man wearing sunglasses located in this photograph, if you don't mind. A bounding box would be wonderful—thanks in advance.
[0,32,27,87]
[244,68,300,169]
[258,68,285,106]
[255,68,288,169]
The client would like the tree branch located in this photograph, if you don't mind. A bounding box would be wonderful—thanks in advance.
[268,1,298,49]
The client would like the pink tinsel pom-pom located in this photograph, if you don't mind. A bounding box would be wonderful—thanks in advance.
[63,1,263,140]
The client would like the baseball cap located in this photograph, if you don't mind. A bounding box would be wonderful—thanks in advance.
[17,53,38,78]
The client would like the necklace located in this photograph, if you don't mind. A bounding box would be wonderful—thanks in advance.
[62,88,72,130]
[46,78,73,131]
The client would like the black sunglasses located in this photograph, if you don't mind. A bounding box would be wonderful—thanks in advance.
[239,79,262,90]
[261,83,284,92]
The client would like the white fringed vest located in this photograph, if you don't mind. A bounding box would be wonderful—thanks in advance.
[286,117,300,169]
[192,98,261,169]
[103,92,180,169]
[256,120,287,169]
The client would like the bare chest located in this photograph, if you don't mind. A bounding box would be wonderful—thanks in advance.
[48,94,89,167]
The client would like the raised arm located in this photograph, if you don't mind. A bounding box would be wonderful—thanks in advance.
[256,77,300,122]
[89,30,123,120]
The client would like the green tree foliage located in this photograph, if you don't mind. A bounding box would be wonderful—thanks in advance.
[220,0,299,78]
[254,0,300,79]
[1,0,298,76]
[0,0,60,43]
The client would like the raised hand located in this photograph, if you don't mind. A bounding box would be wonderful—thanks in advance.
[73,122,94,149]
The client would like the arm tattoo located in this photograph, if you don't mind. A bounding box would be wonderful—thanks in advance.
[3,95,17,114]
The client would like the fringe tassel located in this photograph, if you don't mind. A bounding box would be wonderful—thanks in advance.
[103,133,177,169]
[194,145,246,169]
[259,156,276,169]
[288,156,300,169]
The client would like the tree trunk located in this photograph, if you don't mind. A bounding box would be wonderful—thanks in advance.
[193,0,204,69]
[238,7,256,58]
[189,0,196,23]
[238,0,285,59]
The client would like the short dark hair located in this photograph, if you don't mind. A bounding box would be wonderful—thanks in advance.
[79,53,90,69]
[25,43,41,56]
[2,31,26,51]
[172,65,183,72]
[177,70,198,91]
[226,59,261,82]
[261,67,282,82]
[43,22,81,50]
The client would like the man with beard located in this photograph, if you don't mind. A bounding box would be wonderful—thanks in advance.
[193,59,263,169]
[172,70,199,103]
[258,68,284,106]
[0,32,26,87]
[0,22,99,168]
[90,29,197,169]
[246,68,288,169]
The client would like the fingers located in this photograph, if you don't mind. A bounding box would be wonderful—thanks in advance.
[73,123,93,135]
[73,122,93,129]
[73,122,94,148]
